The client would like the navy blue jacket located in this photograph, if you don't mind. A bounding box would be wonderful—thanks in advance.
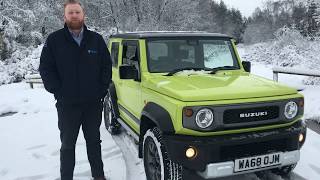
[39,24,112,104]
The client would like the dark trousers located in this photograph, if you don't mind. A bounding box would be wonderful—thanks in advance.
[56,101,104,180]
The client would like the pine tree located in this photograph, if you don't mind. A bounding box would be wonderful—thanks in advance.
[304,0,319,37]
[292,3,307,32]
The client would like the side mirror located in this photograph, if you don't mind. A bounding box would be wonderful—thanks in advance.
[242,61,251,72]
[119,65,138,80]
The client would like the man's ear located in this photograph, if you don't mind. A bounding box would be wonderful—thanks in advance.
[82,10,86,19]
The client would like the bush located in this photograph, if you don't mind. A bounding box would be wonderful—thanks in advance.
[240,27,320,85]
[0,44,42,85]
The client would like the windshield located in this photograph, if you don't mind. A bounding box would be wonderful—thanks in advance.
[146,39,240,73]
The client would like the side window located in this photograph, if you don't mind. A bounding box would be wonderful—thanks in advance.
[122,41,139,70]
[111,42,119,67]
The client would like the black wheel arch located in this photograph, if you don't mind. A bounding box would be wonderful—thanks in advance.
[141,102,175,134]
[138,102,176,158]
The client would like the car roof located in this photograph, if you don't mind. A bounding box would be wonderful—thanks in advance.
[109,31,233,39]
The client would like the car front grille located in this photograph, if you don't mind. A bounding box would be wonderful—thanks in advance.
[223,106,279,124]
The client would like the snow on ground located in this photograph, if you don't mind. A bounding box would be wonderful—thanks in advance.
[0,62,319,180]
[112,133,146,180]
[0,83,126,180]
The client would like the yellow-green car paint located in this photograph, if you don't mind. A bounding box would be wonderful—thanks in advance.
[107,38,303,137]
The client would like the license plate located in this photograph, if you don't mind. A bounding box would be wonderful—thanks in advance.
[234,152,282,172]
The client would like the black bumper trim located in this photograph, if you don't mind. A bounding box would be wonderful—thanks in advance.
[163,121,306,171]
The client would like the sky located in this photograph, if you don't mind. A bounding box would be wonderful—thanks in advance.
[214,0,265,17]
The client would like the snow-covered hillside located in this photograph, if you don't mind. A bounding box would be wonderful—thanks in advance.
[238,28,320,87]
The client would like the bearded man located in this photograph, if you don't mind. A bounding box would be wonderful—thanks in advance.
[39,0,111,179]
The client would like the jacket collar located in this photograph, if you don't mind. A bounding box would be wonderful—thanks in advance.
[63,23,89,47]
[68,27,84,39]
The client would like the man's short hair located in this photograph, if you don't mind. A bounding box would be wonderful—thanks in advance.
[64,0,83,10]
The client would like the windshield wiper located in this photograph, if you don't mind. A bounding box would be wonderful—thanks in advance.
[209,66,238,74]
[165,66,238,76]
[165,67,212,76]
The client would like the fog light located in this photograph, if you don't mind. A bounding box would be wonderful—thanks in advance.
[186,147,197,159]
[299,133,304,142]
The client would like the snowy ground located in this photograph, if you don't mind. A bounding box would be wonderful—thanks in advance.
[0,63,320,180]
[0,83,127,180]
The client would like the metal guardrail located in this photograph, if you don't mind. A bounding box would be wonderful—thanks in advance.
[273,67,320,82]
[25,74,42,89]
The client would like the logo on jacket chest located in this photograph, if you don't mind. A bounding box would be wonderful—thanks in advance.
[87,49,98,54]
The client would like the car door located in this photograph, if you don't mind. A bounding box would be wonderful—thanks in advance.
[117,40,143,131]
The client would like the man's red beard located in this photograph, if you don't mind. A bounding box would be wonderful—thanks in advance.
[65,19,84,30]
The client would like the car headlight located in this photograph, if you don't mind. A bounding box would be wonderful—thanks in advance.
[284,101,298,119]
[195,108,214,128]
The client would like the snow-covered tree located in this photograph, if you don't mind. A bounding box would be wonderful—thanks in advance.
[303,0,320,37]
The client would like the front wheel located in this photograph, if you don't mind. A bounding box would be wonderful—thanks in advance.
[143,127,182,180]
[103,91,121,135]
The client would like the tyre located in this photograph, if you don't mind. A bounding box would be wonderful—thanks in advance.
[271,163,297,176]
[103,90,121,135]
[143,127,182,180]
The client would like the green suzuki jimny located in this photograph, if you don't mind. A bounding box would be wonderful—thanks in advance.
[104,32,306,180]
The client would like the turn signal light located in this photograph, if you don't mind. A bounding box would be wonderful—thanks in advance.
[184,108,194,117]
[298,99,304,108]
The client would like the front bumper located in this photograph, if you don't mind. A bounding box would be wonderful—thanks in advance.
[198,150,299,179]
[163,120,306,178]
